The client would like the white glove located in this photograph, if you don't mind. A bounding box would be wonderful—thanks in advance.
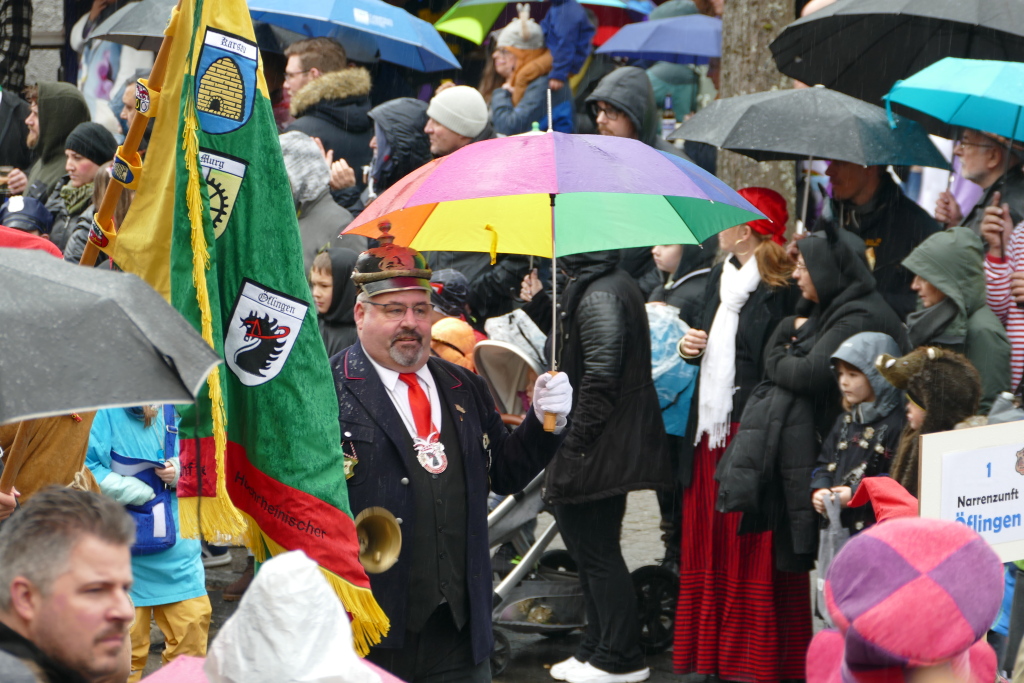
[533,372,573,430]
[99,472,156,507]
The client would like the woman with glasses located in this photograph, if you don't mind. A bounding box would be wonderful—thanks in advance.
[488,12,575,135]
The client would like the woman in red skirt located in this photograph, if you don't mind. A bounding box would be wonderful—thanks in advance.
[674,188,809,683]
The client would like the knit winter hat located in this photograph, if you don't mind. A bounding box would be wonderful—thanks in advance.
[64,122,118,166]
[807,517,1002,683]
[430,269,470,318]
[738,186,788,245]
[278,130,329,206]
[426,86,489,139]
[496,5,545,50]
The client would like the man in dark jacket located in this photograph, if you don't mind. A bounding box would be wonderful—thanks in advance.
[6,83,91,201]
[586,67,691,285]
[935,128,1024,233]
[284,38,374,193]
[523,250,670,683]
[333,236,570,682]
[812,161,939,320]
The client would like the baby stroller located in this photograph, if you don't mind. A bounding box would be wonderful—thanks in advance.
[475,341,677,676]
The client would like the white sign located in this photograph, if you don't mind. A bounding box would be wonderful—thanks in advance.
[920,420,1024,561]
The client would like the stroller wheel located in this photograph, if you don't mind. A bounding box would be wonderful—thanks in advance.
[538,549,578,574]
[631,565,677,655]
[491,629,512,677]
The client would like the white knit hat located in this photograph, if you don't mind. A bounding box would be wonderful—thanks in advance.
[426,86,489,139]
[496,4,545,50]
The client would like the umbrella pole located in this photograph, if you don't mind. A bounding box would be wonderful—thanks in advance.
[79,0,181,267]
[544,193,557,432]
[798,155,813,234]
[1002,107,1021,256]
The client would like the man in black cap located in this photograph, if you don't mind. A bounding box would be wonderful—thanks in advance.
[46,121,118,256]
[331,226,572,682]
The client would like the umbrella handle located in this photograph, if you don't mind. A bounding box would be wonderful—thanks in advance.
[543,371,558,432]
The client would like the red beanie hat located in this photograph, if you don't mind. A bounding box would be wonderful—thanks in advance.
[738,187,788,245]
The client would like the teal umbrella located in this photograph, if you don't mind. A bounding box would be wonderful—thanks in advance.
[885,57,1024,140]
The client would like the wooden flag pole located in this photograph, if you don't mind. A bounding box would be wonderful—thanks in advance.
[79,2,181,267]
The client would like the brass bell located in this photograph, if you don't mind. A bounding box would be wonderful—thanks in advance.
[354,506,402,574]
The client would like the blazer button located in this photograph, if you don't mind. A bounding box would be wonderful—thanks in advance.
[344,431,352,438]
[395,518,403,525]
[400,477,410,485]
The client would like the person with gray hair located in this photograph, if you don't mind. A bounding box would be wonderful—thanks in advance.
[278,130,367,272]
[0,487,135,683]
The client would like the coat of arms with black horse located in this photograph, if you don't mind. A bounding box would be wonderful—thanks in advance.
[224,279,307,387]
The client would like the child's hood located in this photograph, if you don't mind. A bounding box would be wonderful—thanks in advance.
[831,331,903,420]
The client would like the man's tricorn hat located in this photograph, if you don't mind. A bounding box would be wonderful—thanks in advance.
[351,222,432,296]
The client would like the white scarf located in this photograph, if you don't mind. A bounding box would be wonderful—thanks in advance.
[694,256,761,449]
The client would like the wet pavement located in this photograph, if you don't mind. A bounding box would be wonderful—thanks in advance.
[142,490,681,680]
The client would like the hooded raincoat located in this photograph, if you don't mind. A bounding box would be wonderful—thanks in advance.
[366,97,431,195]
[317,248,359,358]
[24,83,91,201]
[810,332,905,532]
[584,66,688,159]
[902,227,1011,412]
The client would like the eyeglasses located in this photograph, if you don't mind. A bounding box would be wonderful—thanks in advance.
[593,102,623,121]
[364,300,432,320]
[793,260,807,273]
[956,137,997,150]
[284,68,311,81]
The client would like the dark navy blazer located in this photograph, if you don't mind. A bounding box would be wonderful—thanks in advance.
[331,342,564,663]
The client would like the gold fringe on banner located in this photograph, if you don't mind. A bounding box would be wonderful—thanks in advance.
[178,89,246,540]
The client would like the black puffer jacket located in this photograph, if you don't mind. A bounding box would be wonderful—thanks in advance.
[526,251,671,504]
[767,227,909,436]
[286,68,374,189]
[813,173,939,320]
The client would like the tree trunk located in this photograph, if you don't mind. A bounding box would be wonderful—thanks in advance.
[717,0,797,231]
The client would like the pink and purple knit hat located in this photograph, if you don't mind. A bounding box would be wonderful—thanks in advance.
[807,517,1003,683]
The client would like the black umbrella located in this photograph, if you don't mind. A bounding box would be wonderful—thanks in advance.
[668,86,947,226]
[771,0,1024,107]
[668,86,948,167]
[0,249,221,426]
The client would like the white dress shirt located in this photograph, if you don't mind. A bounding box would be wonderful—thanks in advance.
[365,354,443,440]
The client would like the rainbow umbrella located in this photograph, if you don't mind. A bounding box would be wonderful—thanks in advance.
[343,131,762,369]
[344,131,762,258]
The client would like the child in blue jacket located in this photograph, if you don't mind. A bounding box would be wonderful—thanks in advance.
[540,0,595,92]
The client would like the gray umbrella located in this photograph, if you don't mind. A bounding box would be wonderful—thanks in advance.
[0,249,221,425]
[90,0,301,54]
[668,85,949,168]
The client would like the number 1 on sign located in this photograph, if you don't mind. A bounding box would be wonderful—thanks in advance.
[987,462,992,478]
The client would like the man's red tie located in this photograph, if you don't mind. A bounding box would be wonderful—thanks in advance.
[399,373,432,439]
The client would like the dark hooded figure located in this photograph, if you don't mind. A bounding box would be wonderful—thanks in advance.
[767,227,910,437]
[351,97,432,215]
[315,248,359,357]
[522,250,669,680]
[584,66,687,159]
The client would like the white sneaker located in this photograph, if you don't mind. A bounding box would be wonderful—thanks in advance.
[564,662,651,683]
[550,656,586,680]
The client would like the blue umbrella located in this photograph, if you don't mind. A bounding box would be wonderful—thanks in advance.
[595,14,721,65]
[249,0,460,72]
[885,58,1024,141]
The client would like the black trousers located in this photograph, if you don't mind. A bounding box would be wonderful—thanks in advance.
[555,494,645,674]
[365,603,491,683]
